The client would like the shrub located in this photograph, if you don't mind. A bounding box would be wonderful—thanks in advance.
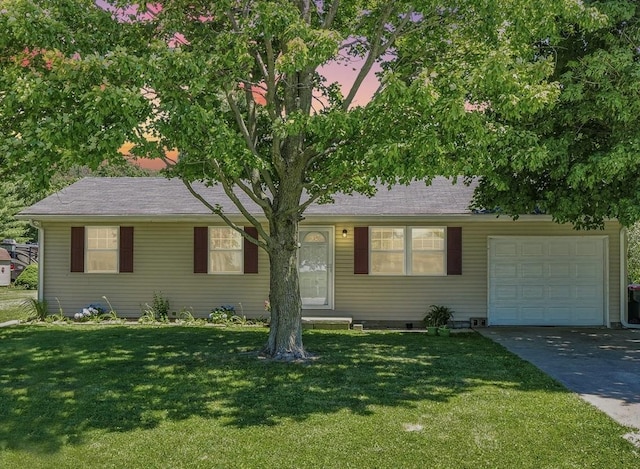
[139,292,171,323]
[209,305,243,325]
[73,304,105,322]
[15,264,38,290]
[423,304,454,328]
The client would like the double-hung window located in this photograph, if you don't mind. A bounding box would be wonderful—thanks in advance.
[370,227,446,275]
[209,227,243,273]
[86,226,119,273]
[370,228,405,274]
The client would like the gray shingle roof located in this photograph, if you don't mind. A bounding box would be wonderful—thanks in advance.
[19,177,477,218]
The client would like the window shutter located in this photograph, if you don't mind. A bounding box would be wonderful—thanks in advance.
[70,226,85,272]
[193,227,208,274]
[243,226,259,274]
[354,226,369,274]
[447,227,462,275]
[119,226,134,273]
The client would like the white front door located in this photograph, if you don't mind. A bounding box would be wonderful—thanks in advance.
[298,227,334,309]
[488,236,607,326]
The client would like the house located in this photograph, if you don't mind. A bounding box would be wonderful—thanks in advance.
[17,176,632,328]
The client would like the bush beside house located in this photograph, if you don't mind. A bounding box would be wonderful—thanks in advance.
[15,264,38,290]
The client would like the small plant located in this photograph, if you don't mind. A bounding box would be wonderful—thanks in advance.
[151,291,170,321]
[423,305,454,328]
[175,308,205,326]
[209,304,243,325]
[22,298,48,321]
[45,312,68,323]
[14,264,38,290]
[139,292,171,323]
[101,296,119,320]
[74,304,105,322]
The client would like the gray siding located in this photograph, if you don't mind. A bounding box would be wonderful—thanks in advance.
[42,222,270,318]
[40,219,622,324]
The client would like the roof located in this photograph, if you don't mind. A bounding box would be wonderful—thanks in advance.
[18,176,477,219]
[0,248,11,261]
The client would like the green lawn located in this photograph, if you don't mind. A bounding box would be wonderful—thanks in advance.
[0,287,36,322]
[0,326,637,468]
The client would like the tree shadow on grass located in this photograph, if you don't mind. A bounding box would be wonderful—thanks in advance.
[0,326,565,454]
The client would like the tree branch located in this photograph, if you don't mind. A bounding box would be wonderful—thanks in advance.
[182,179,269,250]
[322,0,340,29]
[225,89,259,157]
[342,5,413,110]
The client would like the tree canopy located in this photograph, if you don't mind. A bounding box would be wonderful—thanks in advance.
[1,0,638,357]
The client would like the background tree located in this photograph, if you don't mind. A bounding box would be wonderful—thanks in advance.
[0,0,619,359]
[466,2,640,229]
[0,181,31,242]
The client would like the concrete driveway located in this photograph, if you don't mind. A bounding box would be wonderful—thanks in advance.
[477,327,640,434]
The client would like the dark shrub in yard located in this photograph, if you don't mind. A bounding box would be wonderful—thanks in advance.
[15,264,38,290]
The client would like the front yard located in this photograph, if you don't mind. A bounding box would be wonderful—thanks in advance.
[0,326,637,468]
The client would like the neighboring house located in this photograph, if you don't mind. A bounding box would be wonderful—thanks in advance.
[17,177,632,327]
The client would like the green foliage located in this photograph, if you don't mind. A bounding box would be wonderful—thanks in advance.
[467,1,640,228]
[14,264,38,290]
[139,291,171,323]
[174,308,205,326]
[0,181,31,241]
[423,304,454,328]
[21,297,47,321]
[628,223,640,282]
[209,305,245,325]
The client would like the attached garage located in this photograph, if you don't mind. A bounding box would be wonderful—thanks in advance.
[488,236,607,326]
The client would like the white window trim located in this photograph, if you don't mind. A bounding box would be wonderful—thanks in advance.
[208,226,244,275]
[86,226,119,274]
[369,226,447,276]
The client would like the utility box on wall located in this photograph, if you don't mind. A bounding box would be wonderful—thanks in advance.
[0,248,12,286]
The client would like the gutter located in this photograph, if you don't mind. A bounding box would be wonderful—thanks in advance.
[620,227,640,329]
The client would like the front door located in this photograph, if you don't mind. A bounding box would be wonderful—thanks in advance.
[298,227,334,309]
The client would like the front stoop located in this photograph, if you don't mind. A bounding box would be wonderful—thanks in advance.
[302,317,353,330]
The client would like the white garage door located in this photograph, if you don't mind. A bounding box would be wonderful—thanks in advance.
[488,236,607,326]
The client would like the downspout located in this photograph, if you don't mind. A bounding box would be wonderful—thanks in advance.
[620,227,640,329]
[28,220,44,304]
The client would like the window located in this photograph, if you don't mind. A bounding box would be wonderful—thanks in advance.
[370,228,405,274]
[71,226,133,273]
[209,227,243,273]
[370,227,446,275]
[86,226,118,273]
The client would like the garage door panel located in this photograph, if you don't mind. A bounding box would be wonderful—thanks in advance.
[494,285,518,300]
[548,241,571,256]
[521,263,544,278]
[522,243,544,256]
[548,263,571,278]
[522,285,545,299]
[521,307,547,322]
[493,263,517,278]
[489,236,605,326]
[576,241,598,257]
[575,264,599,279]
[494,242,518,257]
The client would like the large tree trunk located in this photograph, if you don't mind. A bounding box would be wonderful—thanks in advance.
[263,209,306,360]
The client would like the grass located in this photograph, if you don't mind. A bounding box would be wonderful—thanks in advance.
[0,326,637,468]
[0,287,36,322]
